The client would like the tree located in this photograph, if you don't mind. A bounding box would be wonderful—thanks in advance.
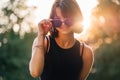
[87,0,120,80]
[0,0,37,80]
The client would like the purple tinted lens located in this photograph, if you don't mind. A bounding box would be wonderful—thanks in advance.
[51,19,73,27]
[64,19,74,27]
[52,19,62,27]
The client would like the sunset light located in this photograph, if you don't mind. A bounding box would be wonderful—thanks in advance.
[1,0,120,79]
[77,0,98,30]
[0,0,99,39]
[25,0,98,39]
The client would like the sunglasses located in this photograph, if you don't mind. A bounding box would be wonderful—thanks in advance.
[51,18,74,28]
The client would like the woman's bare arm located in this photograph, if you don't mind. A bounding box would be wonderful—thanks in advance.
[80,44,94,80]
[29,35,48,78]
[29,19,52,78]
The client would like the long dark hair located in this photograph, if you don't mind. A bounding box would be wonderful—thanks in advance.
[49,0,83,38]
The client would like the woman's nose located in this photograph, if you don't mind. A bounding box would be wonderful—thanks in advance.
[62,22,65,26]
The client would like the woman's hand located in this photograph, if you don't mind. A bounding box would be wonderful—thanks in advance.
[38,19,52,36]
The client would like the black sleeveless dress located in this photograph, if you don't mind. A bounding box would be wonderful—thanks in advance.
[41,36,83,80]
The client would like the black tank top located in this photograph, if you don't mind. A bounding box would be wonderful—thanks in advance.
[41,36,83,80]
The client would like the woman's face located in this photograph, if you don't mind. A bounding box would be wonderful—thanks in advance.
[54,7,74,34]
[53,7,83,34]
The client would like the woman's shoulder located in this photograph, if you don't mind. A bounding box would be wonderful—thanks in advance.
[81,42,94,62]
[78,40,93,58]
[83,43,93,54]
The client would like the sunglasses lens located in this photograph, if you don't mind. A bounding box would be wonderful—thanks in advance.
[51,18,74,27]
[52,19,62,27]
[64,19,74,27]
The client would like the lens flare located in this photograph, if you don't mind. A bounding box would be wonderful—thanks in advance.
[75,0,98,38]
[26,0,98,40]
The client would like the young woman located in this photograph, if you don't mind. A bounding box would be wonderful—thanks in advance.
[29,0,94,80]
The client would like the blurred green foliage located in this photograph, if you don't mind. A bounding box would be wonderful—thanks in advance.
[94,37,120,80]
[87,0,120,80]
[0,0,36,80]
[0,30,35,80]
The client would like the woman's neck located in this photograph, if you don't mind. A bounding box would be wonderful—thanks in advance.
[55,33,75,49]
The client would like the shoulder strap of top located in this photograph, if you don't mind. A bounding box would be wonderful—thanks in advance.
[45,36,50,53]
[81,42,85,56]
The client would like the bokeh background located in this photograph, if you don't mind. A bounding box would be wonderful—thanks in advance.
[0,0,120,80]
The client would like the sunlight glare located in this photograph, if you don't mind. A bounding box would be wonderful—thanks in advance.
[26,0,54,24]
[13,24,20,33]
[76,0,98,31]
[26,0,98,39]
[99,16,106,24]
[74,0,98,39]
